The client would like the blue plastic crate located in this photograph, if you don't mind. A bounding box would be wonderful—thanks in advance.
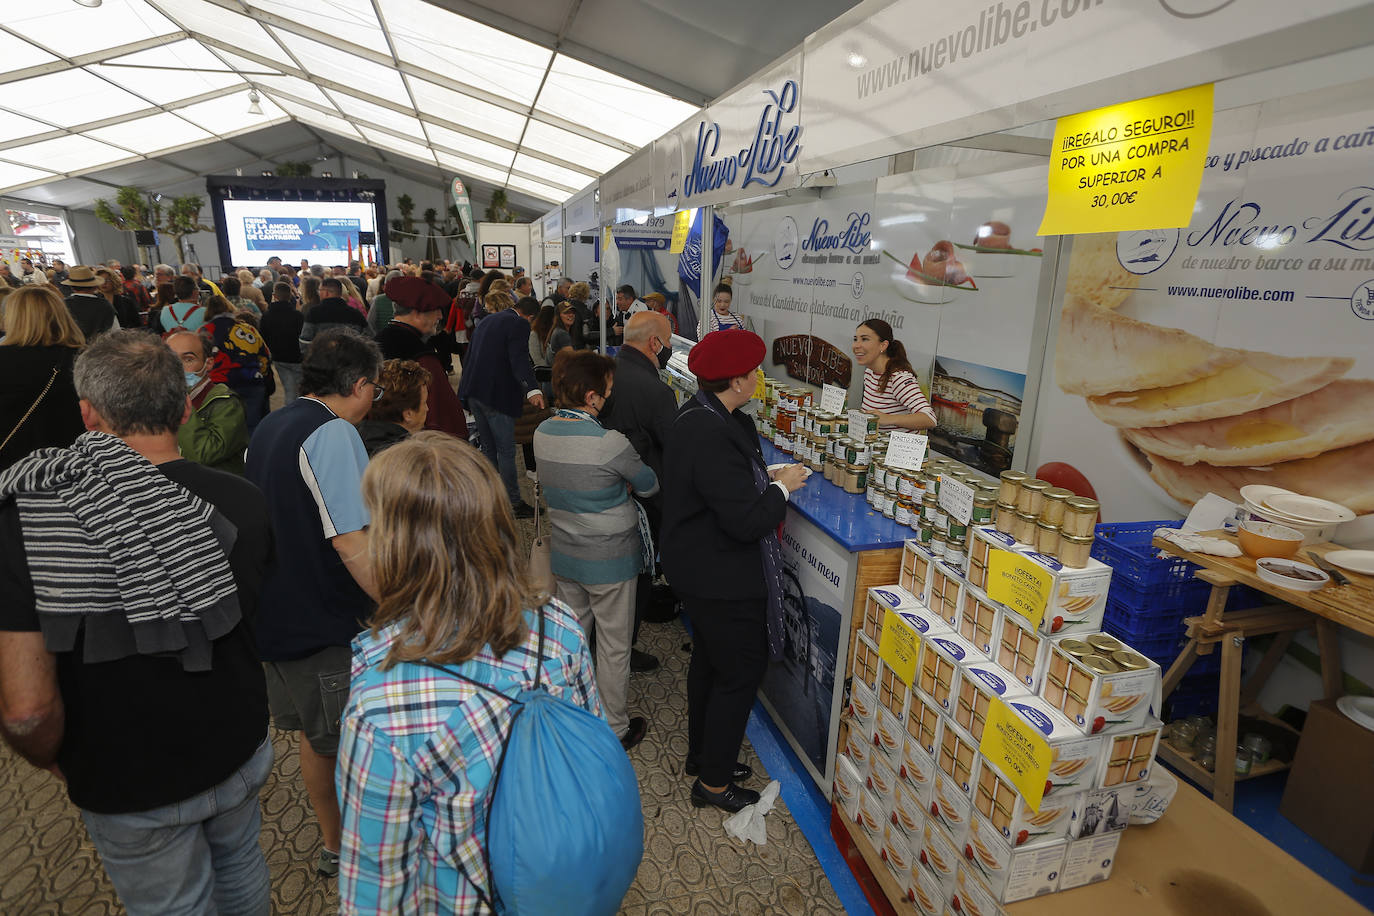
[1107,574,1210,617]
[1092,520,1201,589]
[1102,616,1222,674]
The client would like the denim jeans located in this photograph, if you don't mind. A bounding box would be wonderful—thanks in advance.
[470,397,521,506]
[275,362,302,404]
[80,736,274,916]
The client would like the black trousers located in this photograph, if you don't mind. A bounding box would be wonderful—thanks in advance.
[683,595,768,786]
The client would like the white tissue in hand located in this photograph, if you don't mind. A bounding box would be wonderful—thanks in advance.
[723,779,781,845]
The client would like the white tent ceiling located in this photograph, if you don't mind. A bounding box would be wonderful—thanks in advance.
[0,0,855,213]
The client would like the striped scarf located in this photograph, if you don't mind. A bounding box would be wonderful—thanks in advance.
[0,431,242,671]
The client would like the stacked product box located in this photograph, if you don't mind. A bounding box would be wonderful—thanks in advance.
[835,531,1162,914]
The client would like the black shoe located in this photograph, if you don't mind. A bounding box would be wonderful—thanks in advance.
[620,716,647,751]
[691,779,760,812]
[684,759,753,782]
[630,648,660,673]
[512,502,536,519]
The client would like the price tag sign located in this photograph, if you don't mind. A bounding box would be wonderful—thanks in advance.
[847,409,871,436]
[752,369,767,401]
[670,209,692,253]
[819,383,848,415]
[987,549,1054,630]
[1039,83,1214,235]
[980,698,1053,811]
[939,476,975,526]
[884,432,928,471]
[878,608,921,687]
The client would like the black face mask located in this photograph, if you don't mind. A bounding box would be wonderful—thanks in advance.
[656,341,672,370]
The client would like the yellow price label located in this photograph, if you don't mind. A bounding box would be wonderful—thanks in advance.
[670,208,693,254]
[987,550,1053,630]
[752,369,767,400]
[979,698,1053,811]
[1038,83,1213,235]
[878,608,921,687]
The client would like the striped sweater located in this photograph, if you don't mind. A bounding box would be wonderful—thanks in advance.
[533,415,659,585]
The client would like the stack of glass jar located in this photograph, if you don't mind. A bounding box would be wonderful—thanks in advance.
[869,459,1001,559]
[993,471,1099,568]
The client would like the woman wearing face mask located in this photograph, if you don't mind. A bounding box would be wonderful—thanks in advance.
[164,329,249,474]
[852,318,936,432]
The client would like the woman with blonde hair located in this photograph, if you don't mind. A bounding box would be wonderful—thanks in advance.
[0,285,86,470]
[340,276,366,315]
[337,433,601,912]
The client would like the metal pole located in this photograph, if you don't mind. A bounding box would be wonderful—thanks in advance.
[698,204,713,340]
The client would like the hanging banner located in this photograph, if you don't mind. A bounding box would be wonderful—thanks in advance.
[800,0,1374,174]
[450,177,476,250]
[611,216,674,250]
[1039,84,1214,236]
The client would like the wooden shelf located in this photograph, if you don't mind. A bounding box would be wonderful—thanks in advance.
[1157,740,1290,789]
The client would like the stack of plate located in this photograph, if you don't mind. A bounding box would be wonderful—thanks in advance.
[1239,485,1356,545]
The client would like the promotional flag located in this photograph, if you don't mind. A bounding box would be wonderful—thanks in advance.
[451,177,476,251]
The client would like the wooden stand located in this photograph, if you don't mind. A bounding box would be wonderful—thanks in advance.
[1152,533,1366,812]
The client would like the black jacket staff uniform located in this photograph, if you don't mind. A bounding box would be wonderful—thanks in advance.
[660,389,787,786]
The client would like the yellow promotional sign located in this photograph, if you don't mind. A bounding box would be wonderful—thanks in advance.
[980,698,1052,811]
[878,609,921,687]
[670,209,693,254]
[1038,83,1213,235]
[987,550,1053,631]
[752,369,767,401]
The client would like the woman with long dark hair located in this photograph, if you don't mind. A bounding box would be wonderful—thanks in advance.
[852,318,936,432]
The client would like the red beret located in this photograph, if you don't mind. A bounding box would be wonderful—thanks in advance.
[385,276,449,312]
[688,328,766,381]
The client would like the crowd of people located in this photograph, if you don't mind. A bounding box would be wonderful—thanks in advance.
[0,243,940,913]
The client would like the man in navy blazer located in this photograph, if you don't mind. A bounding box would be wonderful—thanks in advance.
[457,291,544,518]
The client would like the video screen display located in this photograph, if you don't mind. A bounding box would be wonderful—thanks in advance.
[220,199,378,267]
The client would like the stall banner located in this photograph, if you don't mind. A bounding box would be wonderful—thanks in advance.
[664,52,805,211]
[799,0,1374,174]
[762,512,854,788]
[563,185,600,234]
[541,205,562,242]
[611,216,674,250]
[1031,80,1374,533]
[871,166,1048,475]
[602,147,655,219]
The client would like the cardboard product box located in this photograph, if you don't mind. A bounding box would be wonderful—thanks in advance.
[848,678,878,734]
[843,718,874,775]
[1058,832,1123,891]
[991,695,1106,801]
[867,754,901,806]
[918,816,962,884]
[1096,718,1163,789]
[936,718,980,799]
[864,583,926,646]
[1015,549,1113,637]
[910,859,949,916]
[858,786,889,841]
[930,770,973,847]
[961,813,1069,903]
[918,631,986,715]
[901,540,938,603]
[883,821,919,886]
[874,707,906,769]
[928,559,965,630]
[834,753,863,822]
[852,632,882,695]
[906,689,945,762]
[901,734,939,808]
[952,859,1009,916]
[954,663,1031,745]
[967,526,1020,593]
[972,753,1080,846]
[892,777,929,840]
[992,604,1051,693]
[1280,697,1374,871]
[956,584,1001,657]
[1042,637,1161,734]
[1067,785,1132,839]
[879,658,915,722]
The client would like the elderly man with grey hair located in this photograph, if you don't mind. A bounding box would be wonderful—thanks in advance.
[0,330,274,914]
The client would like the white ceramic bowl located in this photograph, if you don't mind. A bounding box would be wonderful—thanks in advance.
[892,271,956,304]
[1255,557,1330,592]
[1241,503,1336,545]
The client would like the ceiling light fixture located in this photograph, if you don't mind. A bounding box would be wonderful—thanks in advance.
[247,89,264,116]
[72,0,103,7]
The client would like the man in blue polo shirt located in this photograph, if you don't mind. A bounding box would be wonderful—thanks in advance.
[245,328,381,879]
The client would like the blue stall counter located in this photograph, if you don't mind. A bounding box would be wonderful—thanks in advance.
[761,440,910,552]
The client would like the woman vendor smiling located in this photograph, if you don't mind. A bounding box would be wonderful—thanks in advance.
[852,318,937,432]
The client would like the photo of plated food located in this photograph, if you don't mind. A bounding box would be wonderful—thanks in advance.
[883,241,979,304]
[954,220,1044,278]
